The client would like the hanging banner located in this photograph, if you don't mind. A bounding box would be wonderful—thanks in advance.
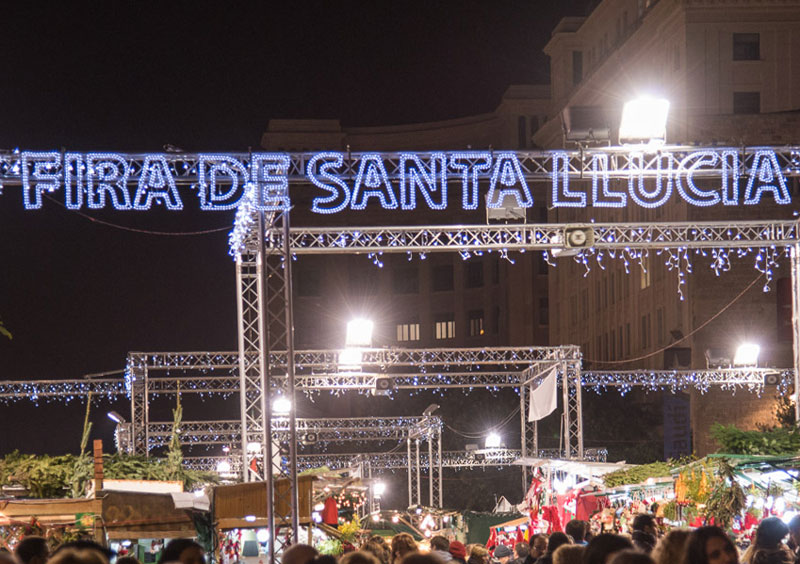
[528,366,558,421]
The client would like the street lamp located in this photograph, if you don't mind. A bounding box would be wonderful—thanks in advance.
[373,482,387,497]
[107,411,126,423]
[619,97,670,145]
[734,343,760,366]
[346,318,374,347]
[485,432,502,449]
[273,396,292,415]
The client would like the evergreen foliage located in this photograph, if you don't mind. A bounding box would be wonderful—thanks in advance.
[710,423,800,455]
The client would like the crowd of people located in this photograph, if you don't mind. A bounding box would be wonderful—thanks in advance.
[283,514,800,564]
[3,513,800,564]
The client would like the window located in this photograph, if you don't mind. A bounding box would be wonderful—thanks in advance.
[641,315,649,349]
[603,278,608,308]
[529,115,540,135]
[618,326,623,358]
[465,261,483,288]
[733,91,760,114]
[626,323,631,356]
[468,310,485,337]
[296,266,321,297]
[538,254,549,275]
[657,308,664,345]
[435,315,455,340]
[733,33,760,61]
[539,298,549,325]
[596,336,602,359]
[596,283,602,312]
[570,295,578,326]
[393,266,419,294]
[581,289,589,320]
[640,257,651,289]
[396,322,420,342]
[492,256,500,284]
[493,306,501,334]
[518,116,528,148]
[349,266,378,295]
[432,264,454,292]
[572,51,583,85]
[610,273,616,305]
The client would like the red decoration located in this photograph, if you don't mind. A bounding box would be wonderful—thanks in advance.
[322,497,338,525]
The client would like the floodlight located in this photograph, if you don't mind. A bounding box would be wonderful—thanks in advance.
[733,343,760,366]
[619,97,670,145]
[216,460,232,473]
[485,432,502,448]
[372,514,380,522]
[247,441,262,453]
[107,411,126,424]
[373,482,387,497]
[346,318,374,347]
[339,348,363,371]
[272,396,292,415]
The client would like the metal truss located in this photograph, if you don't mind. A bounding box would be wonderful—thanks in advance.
[268,220,800,255]
[0,378,127,400]
[181,447,609,473]
[581,368,792,394]
[144,416,442,449]
[2,146,798,185]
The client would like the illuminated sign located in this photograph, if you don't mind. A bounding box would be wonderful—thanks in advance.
[7,148,792,213]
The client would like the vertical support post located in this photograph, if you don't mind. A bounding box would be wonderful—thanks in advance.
[235,256,251,478]
[437,430,443,508]
[574,361,584,459]
[561,361,570,459]
[415,438,421,506]
[257,212,276,564]
[407,438,412,508]
[792,243,800,425]
[282,212,299,540]
[428,435,433,507]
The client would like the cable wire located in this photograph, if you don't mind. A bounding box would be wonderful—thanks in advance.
[43,193,231,236]
[584,271,766,365]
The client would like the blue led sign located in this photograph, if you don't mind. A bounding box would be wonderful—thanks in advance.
[7,148,792,213]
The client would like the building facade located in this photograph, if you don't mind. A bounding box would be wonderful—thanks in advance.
[262,86,552,353]
[539,0,800,454]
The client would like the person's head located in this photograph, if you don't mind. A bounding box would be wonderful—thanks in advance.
[514,543,530,560]
[430,537,450,553]
[553,545,585,564]
[401,555,443,564]
[530,535,548,559]
[494,545,513,564]
[651,530,690,564]
[46,549,107,564]
[450,542,468,562]
[391,534,418,562]
[340,552,382,564]
[469,545,489,564]
[788,515,800,547]
[158,539,204,564]
[0,552,18,564]
[116,558,142,564]
[607,551,654,564]
[631,515,657,536]
[14,537,48,564]
[282,545,319,564]
[548,533,572,555]
[755,518,790,549]
[566,521,588,543]
[682,526,737,564]
[361,542,390,564]
[583,534,634,564]
[52,543,114,563]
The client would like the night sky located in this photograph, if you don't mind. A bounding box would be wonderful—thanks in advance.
[0,2,592,457]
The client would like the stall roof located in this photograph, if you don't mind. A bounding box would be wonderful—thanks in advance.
[513,458,630,476]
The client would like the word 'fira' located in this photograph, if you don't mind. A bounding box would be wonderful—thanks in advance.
[15,149,792,212]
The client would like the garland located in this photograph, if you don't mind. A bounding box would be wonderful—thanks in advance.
[710,423,800,455]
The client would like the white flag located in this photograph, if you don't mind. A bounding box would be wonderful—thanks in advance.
[528,366,558,421]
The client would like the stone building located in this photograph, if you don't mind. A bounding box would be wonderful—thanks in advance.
[538,0,800,455]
